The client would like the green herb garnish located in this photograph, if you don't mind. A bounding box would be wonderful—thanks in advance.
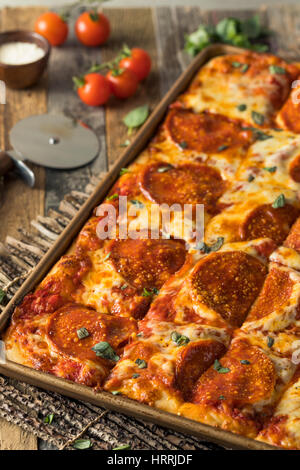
[218,145,229,151]
[111,391,120,395]
[107,193,119,201]
[179,141,188,149]
[264,166,277,173]
[120,168,130,175]
[248,174,255,182]
[130,199,144,208]
[252,110,265,126]
[132,373,140,379]
[171,331,190,347]
[237,104,247,111]
[77,327,89,340]
[240,360,251,365]
[120,140,131,148]
[44,414,54,425]
[197,237,224,253]
[135,358,147,369]
[103,252,111,261]
[73,439,92,450]
[213,359,230,374]
[157,165,173,173]
[123,105,149,133]
[267,336,274,348]
[269,65,286,75]
[92,342,119,362]
[113,444,131,450]
[272,194,285,209]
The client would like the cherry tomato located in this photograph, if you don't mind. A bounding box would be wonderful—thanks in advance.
[75,73,111,106]
[106,69,138,99]
[35,12,68,46]
[75,11,110,47]
[119,48,152,81]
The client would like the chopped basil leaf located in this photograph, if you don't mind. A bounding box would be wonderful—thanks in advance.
[255,131,272,141]
[0,288,6,304]
[241,64,249,73]
[111,391,120,395]
[231,61,242,68]
[171,331,190,346]
[120,168,130,175]
[157,165,173,173]
[248,174,255,182]
[264,166,277,173]
[103,252,111,261]
[210,237,224,252]
[197,237,224,253]
[120,139,131,147]
[213,359,230,374]
[73,439,92,450]
[219,395,226,400]
[77,327,89,340]
[136,332,143,338]
[44,413,54,425]
[237,103,247,111]
[218,144,229,151]
[267,336,274,348]
[107,193,118,201]
[120,284,128,290]
[132,373,140,379]
[130,199,144,208]
[92,342,119,362]
[142,288,152,297]
[240,360,251,365]
[135,358,147,369]
[113,444,131,450]
[269,65,286,75]
[179,141,188,149]
[252,110,265,126]
[272,193,285,209]
[123,105,149,131]
[142,287,158,297]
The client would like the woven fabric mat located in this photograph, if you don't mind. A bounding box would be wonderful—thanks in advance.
[0,175,224,450]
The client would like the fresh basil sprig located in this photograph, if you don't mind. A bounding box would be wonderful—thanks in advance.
[184,15,270,56]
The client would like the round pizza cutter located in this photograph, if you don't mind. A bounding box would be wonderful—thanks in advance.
[0,113,100,187]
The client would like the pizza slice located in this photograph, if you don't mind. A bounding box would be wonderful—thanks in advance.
[178,51,299,127]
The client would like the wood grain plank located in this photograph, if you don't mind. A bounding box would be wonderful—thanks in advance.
[0,6,46,241]
[102,7,161,166]
[46,18,107,212]
[0,5,48,451]
[266,4,300,60]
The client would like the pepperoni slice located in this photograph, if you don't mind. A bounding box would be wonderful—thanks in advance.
[247,267,294,322]
[165,109,252,154]
[140,162,226,214]
[175,339,226,401]
[109,237,186,291]
[289,155,300,182]
[193,339,276,406]
[277,82,300,133]
[191,251,267,326]
[284,217,300,252]
[240,203,299,245]
[48,304,137,363]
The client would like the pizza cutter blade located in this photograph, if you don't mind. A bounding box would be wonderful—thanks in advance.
[0,113,100,187]
[10,113,100,169]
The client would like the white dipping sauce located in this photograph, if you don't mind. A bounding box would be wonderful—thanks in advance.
[0,42,45,65]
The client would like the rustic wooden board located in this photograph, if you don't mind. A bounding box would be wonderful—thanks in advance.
[0,5,47,452]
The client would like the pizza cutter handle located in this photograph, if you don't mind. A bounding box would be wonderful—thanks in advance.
[0,151,14,177]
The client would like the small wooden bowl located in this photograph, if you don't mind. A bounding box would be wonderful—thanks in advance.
[0,30,51,89]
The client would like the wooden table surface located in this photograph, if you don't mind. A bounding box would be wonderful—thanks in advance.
[0,3,299,450]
